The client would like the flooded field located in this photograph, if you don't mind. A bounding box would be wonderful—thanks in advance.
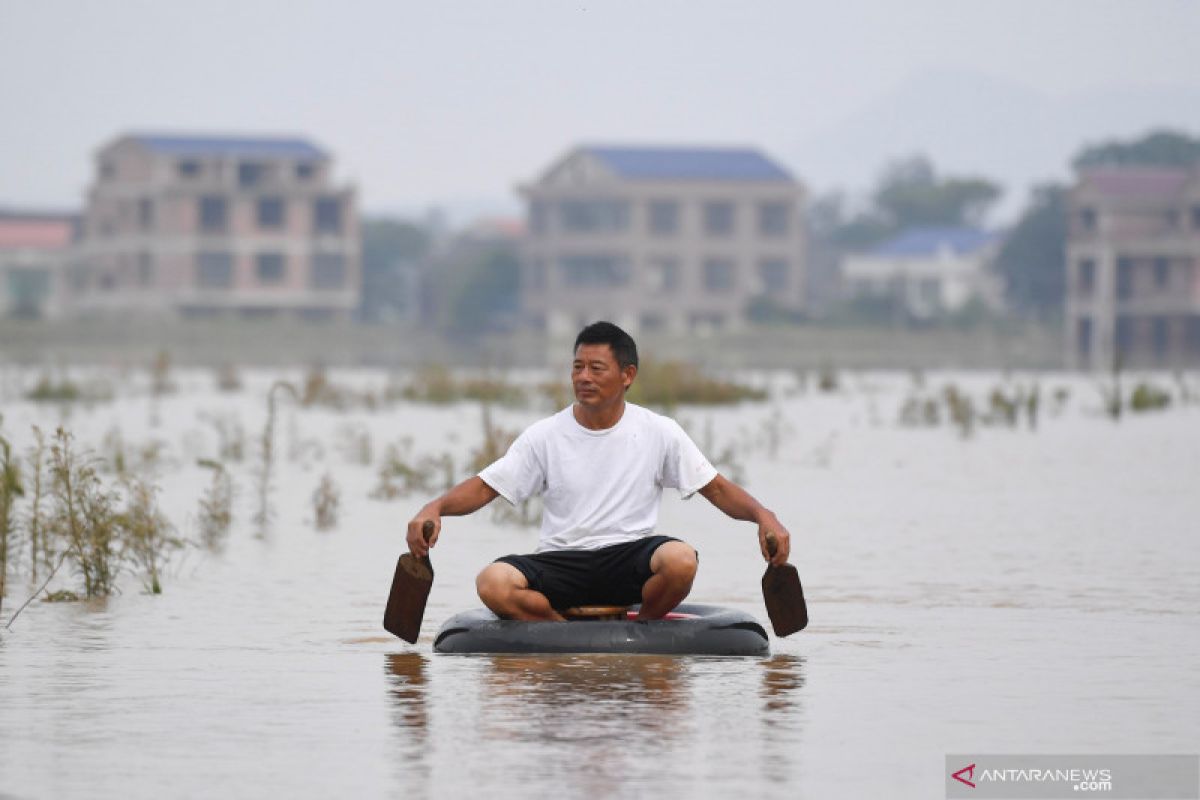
[0,366,1197,799]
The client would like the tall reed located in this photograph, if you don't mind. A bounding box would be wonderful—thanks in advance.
[118,479,181,594]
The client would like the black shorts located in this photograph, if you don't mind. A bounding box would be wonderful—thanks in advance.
[495,535,692,609]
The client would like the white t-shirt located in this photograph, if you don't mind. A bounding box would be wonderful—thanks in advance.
[478,402,718,552]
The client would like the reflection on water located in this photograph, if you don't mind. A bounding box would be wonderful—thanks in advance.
[383,653,807,798]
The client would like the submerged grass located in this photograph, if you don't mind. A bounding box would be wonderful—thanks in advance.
[626,361,767,410]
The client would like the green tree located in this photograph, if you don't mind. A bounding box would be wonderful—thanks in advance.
[992,184,1067,319]
[360,217,431,321]
[446,246,521,336]
[872,156,1002,230]
[1073,129,1200,169]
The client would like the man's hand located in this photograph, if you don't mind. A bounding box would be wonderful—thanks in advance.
[758,517,792,566]
[406,508,440,558]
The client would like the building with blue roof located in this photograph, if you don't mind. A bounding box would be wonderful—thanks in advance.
[841,226,1006,320]
[518,144,807,335]
[74,132,359,319]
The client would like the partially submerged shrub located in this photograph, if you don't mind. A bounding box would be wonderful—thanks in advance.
[312,473,340,531]
[626,361,767,409]
[118,478,182,594]
[196,459,233,551]
[47,428,120,599]
[402,364,526,406]
[25,426,51,580]
[371,439,453,500]
[254,381,298,534]
[0,426,24,617]
[1130,382,1171,412]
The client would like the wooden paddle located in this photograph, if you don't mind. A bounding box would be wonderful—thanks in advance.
[762,531,808,636]
[383,520,435,643]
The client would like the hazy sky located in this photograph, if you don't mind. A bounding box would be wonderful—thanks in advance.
[2,0,1199,222]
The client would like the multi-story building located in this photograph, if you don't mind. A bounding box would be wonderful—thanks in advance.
[841,226,1005,321]
[76,133,360,320]
[1066,167,1200,368]
[0,209,78,319]
[518,145,806,336]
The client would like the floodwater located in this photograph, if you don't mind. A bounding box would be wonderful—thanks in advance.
[0,369,1197,799]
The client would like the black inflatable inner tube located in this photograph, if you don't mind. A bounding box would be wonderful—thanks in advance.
[433,603,769,656]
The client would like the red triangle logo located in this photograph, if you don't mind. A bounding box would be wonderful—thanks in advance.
[952,763,976,788]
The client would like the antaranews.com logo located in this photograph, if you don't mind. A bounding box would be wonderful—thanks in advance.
[945,754,1198,799]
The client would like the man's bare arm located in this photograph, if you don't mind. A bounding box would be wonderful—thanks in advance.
[697,474,792,565]
[406,476,499,557]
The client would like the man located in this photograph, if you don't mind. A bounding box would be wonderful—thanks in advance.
[405,321,792,621]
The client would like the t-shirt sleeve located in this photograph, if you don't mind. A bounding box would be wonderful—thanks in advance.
[661,418,718,499]
[478,429,546,506]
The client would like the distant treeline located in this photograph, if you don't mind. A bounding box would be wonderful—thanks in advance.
[359,129,1200,333]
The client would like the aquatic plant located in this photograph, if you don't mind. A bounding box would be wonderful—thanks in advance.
[215,363,242,393]
[150,350,176,397]
[47,427,120,599]
[402,364,527,406]
[1130,382,1171,412]
[25,426,50,581]
[200,412,246,462]
[0,425,25,617]
[312,473,340,531]
[118,478,182,594]
[817,363,839,393]
[371,438,453,500]
[253,380,298,534]
[196,459,233,551]
[626,361,768,411]
[25,375,82,403]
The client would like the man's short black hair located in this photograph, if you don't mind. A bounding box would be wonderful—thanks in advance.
[574,321,639,370]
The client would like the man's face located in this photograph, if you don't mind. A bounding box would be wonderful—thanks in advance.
[572,343,635,410]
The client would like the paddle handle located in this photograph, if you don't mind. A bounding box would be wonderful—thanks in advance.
[422,519,435,543]
[765,531,778,559]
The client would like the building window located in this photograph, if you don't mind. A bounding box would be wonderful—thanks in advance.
[296,162,316,180]
[703,258,735,291]
[1115,317,1133,357]
[256,252,286,283]
[758,259,788,292]
[1077,317,1092,359]
[138,252,154,286]
[758,203,790,236]
[258,197,285,228]
[178,160,201,179]
[1192,205,1200,229]
[196,252,234,288]
[1079,207,1097,231]
[646,257,679,292]
[703,202,735,236]
[1154,257,1170,289]
[648,201,679,235]
[1077,259,1095,296]
[1116,257,1134,301]
[6,268,51,316]
[138,198,154,230]
[530,201,548,235]
[100,161,116,180]
[238,162,266,188]
[311,254,346,289]
[559,199,629,233]
[1166,209,1180,229]
[558,255,629,287]
[314,197,342,234]
[199,196,228,233]
[1152,317,1169,358]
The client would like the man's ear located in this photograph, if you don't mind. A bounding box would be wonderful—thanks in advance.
[622,364,637,391]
